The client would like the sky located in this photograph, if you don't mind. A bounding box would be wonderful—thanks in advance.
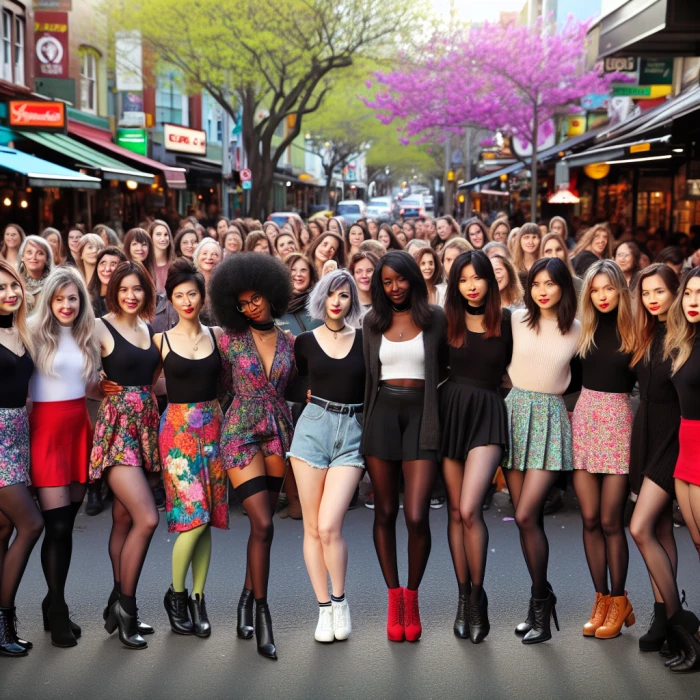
[431,0,526,24]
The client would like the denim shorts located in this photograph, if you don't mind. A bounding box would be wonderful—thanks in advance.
[287,398,365,470]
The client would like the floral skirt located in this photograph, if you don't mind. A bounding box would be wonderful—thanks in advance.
[503,387,573,472]
[0,407,30,489]
[89,386,161,482]
[159,401,229,533]
[572,388,632,475]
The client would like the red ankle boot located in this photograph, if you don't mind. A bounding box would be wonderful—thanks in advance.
[403,587,422,642]
[387,587,405,642]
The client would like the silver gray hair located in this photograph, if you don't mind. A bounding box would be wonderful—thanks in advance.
[193,238,222,269]
[307,269,361,324]
[18,235,54,276]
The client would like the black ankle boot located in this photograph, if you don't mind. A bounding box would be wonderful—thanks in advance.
[104,600,147,649]
[6,607,31,650]
[164,585,194,635]
[667,610,700,673]
[469,589,490,644]
[188,594,211,638]
[0,608,27,657]
[42,593,81,638]
[639,602,667,652]
[85,488,103,516]
[522,591,559,645]
[255,602,277,659]
[237,587,254,639]
[48,602,78,648]
[516,586,535,636]
[453,593,469,639]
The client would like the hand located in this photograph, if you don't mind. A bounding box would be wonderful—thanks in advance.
[322,260,338,276]
[100,379,123,396]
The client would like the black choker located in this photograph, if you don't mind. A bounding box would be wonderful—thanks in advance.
[465,303,486,316]
[325,321,346,338]
[249,319,275,331]
[391,302,411,313]
[0,313,12,328]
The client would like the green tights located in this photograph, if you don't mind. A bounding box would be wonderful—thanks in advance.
[172,524,212,597]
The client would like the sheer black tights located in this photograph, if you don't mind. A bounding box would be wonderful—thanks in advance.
[240,490,279,600]
[365,457,438,590]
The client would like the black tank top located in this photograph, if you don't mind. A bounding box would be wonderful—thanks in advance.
[0,343,34,408]
[162,329,221,403]
[101,318,160,386]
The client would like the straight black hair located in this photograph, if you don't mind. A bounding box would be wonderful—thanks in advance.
[524,257,577,334]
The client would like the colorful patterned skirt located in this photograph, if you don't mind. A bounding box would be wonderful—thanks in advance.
[675,418,700,487]
[0,407,30,489]
[159,401,229,533]
[572,388,633,475]
[503,387,573,472]
[89,386,161,482]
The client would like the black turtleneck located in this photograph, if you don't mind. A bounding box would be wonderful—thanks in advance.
[0,313,12,328]
[580,308,635,393]
[672,333,700,420]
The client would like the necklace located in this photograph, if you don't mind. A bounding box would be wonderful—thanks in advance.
[252,328,276,343]
[465,303,486,316]
[324,321,346,339]
[190,331,205,351]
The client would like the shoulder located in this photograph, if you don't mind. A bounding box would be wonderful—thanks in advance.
[294,330,315,350]
[212,326,223,342]
[570,319,582,337]
[428,304,447,330]
[511,308,527,325]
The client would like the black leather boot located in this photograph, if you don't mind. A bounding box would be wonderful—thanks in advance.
[255,602,277,659]
[522,591,559,645]
[237,587,254,639]
[6,607,31,650]
[516,594,535,635]
[469,589,490,644]
[453,593,469,639]
[42,593,81,637]
[85,485,103,516]
[188,594,211,638]
[668,610,700,673]
[164,585,194,635]
[48,602,78,648]
[639,602,667,652]
[0,608,27,657]
[102,590,152,635]
[104,600,147,649]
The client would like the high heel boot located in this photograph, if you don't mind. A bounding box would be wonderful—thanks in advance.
[102,591,152,635]
[387,587,405,642]
[7,607,31,650]
[667,610,700,673]
[403,588,422,642]
[48,602,77,648]
[453,592,469,639]
[255,601,277,659]
[237,587,254,639]
[164,585,194,635]
[42,593,81,637]
[595,593,635,639]
[188,594,211,638]
[469,589,490,644]
[583,592,610,637]
[639,602,667,652]
[522,591,559,645]
[0,608,27,657]
[516,582,553,636]
[104,600,147,650]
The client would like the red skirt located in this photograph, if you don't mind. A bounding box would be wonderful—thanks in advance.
[674,418,700,487]
[29,398,93,487]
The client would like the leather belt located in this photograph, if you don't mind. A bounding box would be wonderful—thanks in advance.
[309,396,363,417]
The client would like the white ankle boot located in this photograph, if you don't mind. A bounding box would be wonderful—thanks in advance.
[332,598,352,640]
[314,605,334,643]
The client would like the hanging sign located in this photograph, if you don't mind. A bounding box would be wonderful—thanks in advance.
[34,11,69,79]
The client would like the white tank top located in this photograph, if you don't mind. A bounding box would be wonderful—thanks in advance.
[379,332,425,381]
[29,326,87,402]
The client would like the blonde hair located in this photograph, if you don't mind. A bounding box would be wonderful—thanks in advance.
[512,223,541,275]
[75,233,105,283]
[573,223,613,259]
[578,260,635,359]
[17,235,54,278]
[0,260,33,357]
[665,268,700,373]
[28,266,100,380]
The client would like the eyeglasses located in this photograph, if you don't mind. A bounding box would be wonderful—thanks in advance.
[237,293,263,313]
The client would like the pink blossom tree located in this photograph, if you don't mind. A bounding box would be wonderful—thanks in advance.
[366,18,624,221]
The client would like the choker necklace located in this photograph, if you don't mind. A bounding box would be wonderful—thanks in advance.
[0,313,12,329]
[465,303,486,316]
[324,321,346,339]
[391,302,411,313]
[249,319,275,331]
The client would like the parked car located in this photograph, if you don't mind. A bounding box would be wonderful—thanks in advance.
[399,195,429,219]
[336,200,366,224]
[267,212,298,227]
[366,196,395,222]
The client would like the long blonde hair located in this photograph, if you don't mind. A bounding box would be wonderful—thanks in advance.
[665,268,700,373]
[28,266,100,380]
[572,223,613,259]
[578,260,635,358]
[0,259,33,357]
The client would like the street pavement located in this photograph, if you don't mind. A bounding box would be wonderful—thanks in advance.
[2,491,699,700]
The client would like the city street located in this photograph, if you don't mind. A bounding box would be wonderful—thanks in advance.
[2,491,699,700]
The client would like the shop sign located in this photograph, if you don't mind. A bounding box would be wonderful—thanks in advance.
[164,123,206,155]
[34,11,69,79]
[242,180,252,191]
[584,163,610,180]
[611,85,672,99]
[630,143,651,154]
[8,100,66,131]
[640,58,674,86]
[116,128,148,156]
[581,93,609,112]
[33,1,72,8]
[604,57,637,73]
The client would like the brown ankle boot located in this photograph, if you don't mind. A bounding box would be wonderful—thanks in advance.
[596,593,635,639]
[583,592,610,637]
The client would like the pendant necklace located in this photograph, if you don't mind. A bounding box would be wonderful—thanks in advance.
[325,321,346,339]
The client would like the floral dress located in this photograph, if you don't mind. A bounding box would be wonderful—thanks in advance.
[219,328,295,470]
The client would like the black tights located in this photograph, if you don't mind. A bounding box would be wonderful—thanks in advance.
[505,469,560,599]
[0,484,43,608]
[365,457,438,591]
[573,471,629,597]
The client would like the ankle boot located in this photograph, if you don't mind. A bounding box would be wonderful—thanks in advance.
[48,602,78,648]
[6,607,31,650]
[387,587,405,642]
[639,602,667,651]
[102,590,152,635]
[583,592,610,637]
[237,587,254,639]
[469,589,490,644]
[522,591,559,645]
[163,585,194,635]
[596,593,635,639]
[188,594,211,638]
[454,593,469,639]
[0,608,27,657]
[255,602,277,659]
[42,593,81,638]
[104,600,147,649]
[667,610,700,673]
[403,588,422,642]
[516,582,552,635]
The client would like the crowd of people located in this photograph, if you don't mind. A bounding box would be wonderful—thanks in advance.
[0,210,700,673]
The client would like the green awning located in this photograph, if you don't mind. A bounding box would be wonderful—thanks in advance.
[19,131,154,184]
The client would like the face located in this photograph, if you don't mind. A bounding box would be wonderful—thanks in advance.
[265,224,280,243]
[542,238,565,261]
[682,277,700,324]
[300,229,311,245]
[491,258,508,292]
[378,230,391,248]
[443,246,460,277]
[348,226,365,247]
[615,243,634,273]
[425,220,436,239]
[468,224,484,249]
[419,253,435,281]
[290,259,311,292]
[492,224,508,243]
[51,283,80,326]
[328,219,340,234]
[531,269,562,311]
[237,289,271,323]
[180,233,198,257]
[591,230,608,255]
[458,263,488,306]
[68,229,83,253]
[198,243,221,272]
[381,265,410,306]
[368,221,379,237]
[590,273,619,314]
[45,233,61,260]
[152,225,170,251]
[275,235,297,259]
[436,219,451,241]
[521,233,540,256]
[396,231,408,248]
[403,222,414,238]
[316,236,338,263]
[308,222,320,239]
[81,240,100,265]
[22,242,47,277]
[550,220,565,236]
[641,274,673,318]
[0,270,22,314]
[538,224,548,237]
[225,230,243,253]
[216,219,229,237]
[97,254,121,287]
[253,240,270,254]
[117,273,146,316]
[171,280,202,320]
[326,283,352,322]
[4,226,21,249]
[353,259,374,293]
[129,238,149,262]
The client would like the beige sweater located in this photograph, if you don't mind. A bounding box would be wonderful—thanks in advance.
[507,309,582,395]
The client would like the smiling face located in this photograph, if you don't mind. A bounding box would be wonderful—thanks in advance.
[381,265,410,306]
[275,234,297,260]
[225,229,243,253]
[0,270,22,315]
[171,280,203,320]
[237,289,271,323]
[641,274,673,318]
[458,263,488,306]
[326,283,352,322]
[290,258,311,293]
[117,273,146,316]
[468,224,484,249]
[418,252,435,281]
[152,225,170,251]
[491,257,508,292]
[615,243,634,273]
[97,254,122,288]
[531,269,562,311]
[683,277,700,324]
[436,219,451,241]
[348,226,365,248]
[492,224,508,244]
[315,236,338,263]
[590,273,619,314]
[3,226,21,250]
[378,230,391,248]
[81,240,100,266]
[590,230,608,256]
[198,243,221,272]
[521,232,540,256]
[180,233,198,258]
[22,242,47,279]
[51,283,80,326]
[353,259,374,293]
[129,237,149,262]
[68,229,83,253]
[543,238,565,261]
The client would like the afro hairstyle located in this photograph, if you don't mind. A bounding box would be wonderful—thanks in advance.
[209,252,292,331]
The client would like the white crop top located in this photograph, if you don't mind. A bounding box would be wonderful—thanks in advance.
[379,332,425,381]
[29,326,87,402]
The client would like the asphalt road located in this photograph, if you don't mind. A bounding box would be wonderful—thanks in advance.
[2,491,699,700]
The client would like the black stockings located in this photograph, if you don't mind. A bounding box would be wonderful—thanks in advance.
[573,471,629,597]
[365,457,438,590]
[0,484,43,608]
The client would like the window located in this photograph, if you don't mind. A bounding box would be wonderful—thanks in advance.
[156,71,183,125]
[80,49,98,114]
[13,16,23,86]
[2,10,11,83]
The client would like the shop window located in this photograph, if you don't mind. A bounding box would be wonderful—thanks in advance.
[156,71,183,125]
[0,6,25,86]
[80,48,98,114]
[2,10,11,83]
[13,15,22,85]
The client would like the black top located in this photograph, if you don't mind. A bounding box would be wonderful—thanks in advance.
[572,250,600,277]
[101,318,160,386]
[633,322,678,406]
[447,309,512,391]
[295,329,365,405]
[92,295,107,319]
[672,333,700,420]
[0,343,34,408]
[162,329,221,404]
[580,309,635,394]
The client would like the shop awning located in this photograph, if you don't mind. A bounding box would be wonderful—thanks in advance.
[67,122,187,190]
[460,162,524,190]
[0,145,102,189]
[18,131,154,184]
[563,136,671,168]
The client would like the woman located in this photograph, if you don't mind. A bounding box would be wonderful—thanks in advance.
[540,232,582,296]
[215,216,230,242]
[174,228,199,261]
[361,251,447,643]
[572,261,636,639]
[378,224,403,252]
[512,223,542,287]
[42,228,64,266]
[435,238,473,305]
[1,224,25,268]
[0,261,44,657]
[244,231,274,255]
[148,220,174,294]
[263,221,281,246]
[346,221,370,259]
[75,233,105,287]
[91,261,162,650]
[222,225,245,256]
[209,253,295,660]
[28,267,100,648]
[572,224,613,277]
[274,232,298,261]
[549,216,573,249]
[348,251,377,327]
[124,228,157,281]
[413,247,443,305]
[396,230,409,249]
[628,264,681,654]
[308,218,325,241]
[367,219,380,240]
[483,241,510,259]
[656,247,685,277]
[193,239,223,325]
[504,257,581,645]
[614,241,642,288]
[17,235,54,308]
[402,220,417,242]
[489,218,510,245]
[307,232,346,278]
[277,254,320,337]
[288,270,365,643]
[328,217,346,238]
[464,218,489,251]
[440,250,512,644]
[156,259,229,638]
[433,216,461,255]
[491,254,524,310]
[89,247,128,318]
[94,224,121,248]
[65,225,85,266]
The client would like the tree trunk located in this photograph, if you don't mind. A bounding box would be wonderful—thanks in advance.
[530,111,539,224]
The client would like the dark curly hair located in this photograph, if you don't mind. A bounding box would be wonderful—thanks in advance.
[209,252,292,331]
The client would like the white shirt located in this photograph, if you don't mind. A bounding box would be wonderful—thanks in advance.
[379,332,425,381]
[29,326,87,402]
